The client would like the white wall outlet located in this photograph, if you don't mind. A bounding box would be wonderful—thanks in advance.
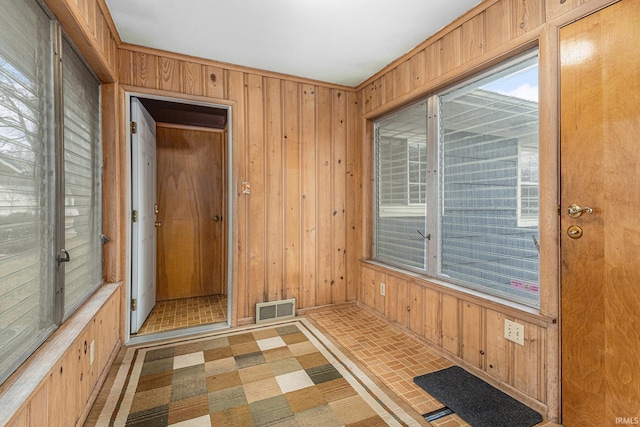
[90,340,95,365]
[504,319,525,346]
[380,282,386,296]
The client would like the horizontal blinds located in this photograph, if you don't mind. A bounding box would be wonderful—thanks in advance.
[62,39,102,318]
[439,56,540,307]
[0,0,55,383]
[374,102,427,270]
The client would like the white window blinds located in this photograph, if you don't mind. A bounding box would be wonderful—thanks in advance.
[0,0,56,383]
[62,39,102,318]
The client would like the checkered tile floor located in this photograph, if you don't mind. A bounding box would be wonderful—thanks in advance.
[94,321,424,426]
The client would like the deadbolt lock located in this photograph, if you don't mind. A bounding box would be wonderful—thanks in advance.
[567,225,583,239]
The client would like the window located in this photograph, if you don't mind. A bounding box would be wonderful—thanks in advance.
[374,51,540,308]
[0,0,102,384]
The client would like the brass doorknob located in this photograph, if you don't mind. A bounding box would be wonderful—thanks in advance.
[567,204,593,218]
[155,221,162,227]
[213,215,222,222]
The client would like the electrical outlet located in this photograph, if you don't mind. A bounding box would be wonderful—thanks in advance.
[90,340,95,365]
[504,319,525,345]
[380,282,386,296]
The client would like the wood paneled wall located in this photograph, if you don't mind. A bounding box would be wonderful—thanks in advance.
[359,263,548,413]
[353,0,609,422]
[0,284,122,427]
[119,46,360,323]
[44,0,119,81]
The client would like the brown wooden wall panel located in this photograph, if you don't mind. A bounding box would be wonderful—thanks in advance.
[44,0,120,81]
[117,46,359,320]
[358,262,550,412]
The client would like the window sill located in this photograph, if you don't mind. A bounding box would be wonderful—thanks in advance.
[0,282,122,424]
[361,259,556,327]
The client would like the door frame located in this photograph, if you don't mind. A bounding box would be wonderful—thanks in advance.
[124,90,234,345]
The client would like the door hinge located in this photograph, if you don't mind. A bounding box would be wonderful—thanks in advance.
[132,210,138,223]
[130,299,137,312]
[130,121,137,134]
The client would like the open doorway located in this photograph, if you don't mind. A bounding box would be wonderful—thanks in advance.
[126,93,232,344]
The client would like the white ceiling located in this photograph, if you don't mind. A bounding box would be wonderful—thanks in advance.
[105,0,482,87]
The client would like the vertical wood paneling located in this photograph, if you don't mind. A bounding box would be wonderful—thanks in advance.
[246,74,266,314]
[410,50,426,90]
[461,302,483,368]
[118,50,133,85]
[301,84,317,308]
[345,91,360,303]
[226,70,247,322]
[514,321,541,399]
[461,14,486,63]
[383,74,394,104]
[441,28,463,73]
[424,288,440,344]
[283,81,301,303]
[424,41,442,82]
[181,61,204,96]
[205,66,225,99]
[158,57,181,92]
[485,0,513,51]
[132,51,158,88]
[409,283,425,337]
[511,0,546,37]
[485,309,510,383]
[265,77,284,302]
[316,87,333,306]
[395,60,412,97]
[331,90,348,304]
[441,294,460,355]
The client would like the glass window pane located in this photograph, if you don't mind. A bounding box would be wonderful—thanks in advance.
[0,0,55,383]
[374,101,427,270]
[439,54,539,307]
[62,40,102,318]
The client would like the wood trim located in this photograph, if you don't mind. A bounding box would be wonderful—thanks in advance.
[120,43,356,92]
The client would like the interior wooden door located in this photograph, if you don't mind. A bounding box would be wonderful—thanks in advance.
[156,125,227,301]
[560,1,640,425]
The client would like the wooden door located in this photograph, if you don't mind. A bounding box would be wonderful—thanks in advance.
[156,126,227,300]
[560,1,640,425]
[130,98,157,333]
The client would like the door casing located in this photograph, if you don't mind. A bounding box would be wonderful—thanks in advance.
[124,91,234,344]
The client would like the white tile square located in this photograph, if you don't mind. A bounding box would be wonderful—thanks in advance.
[169,415,212,427]
[257,336,287,351]
[276,369,314,394]
[173,351,205,370]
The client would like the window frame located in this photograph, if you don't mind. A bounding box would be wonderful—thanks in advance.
[0,0,103,385]
[372,49,540,308]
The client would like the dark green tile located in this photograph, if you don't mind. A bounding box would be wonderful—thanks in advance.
[250,395,294,426]
[208,385,248,412]
[140,357,174,377]
[170,377,207,402]
[144,347,175,362]
[125,405,169,427]
[306,364,342,385]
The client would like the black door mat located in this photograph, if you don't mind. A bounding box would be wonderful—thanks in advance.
[413,366,543,427]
